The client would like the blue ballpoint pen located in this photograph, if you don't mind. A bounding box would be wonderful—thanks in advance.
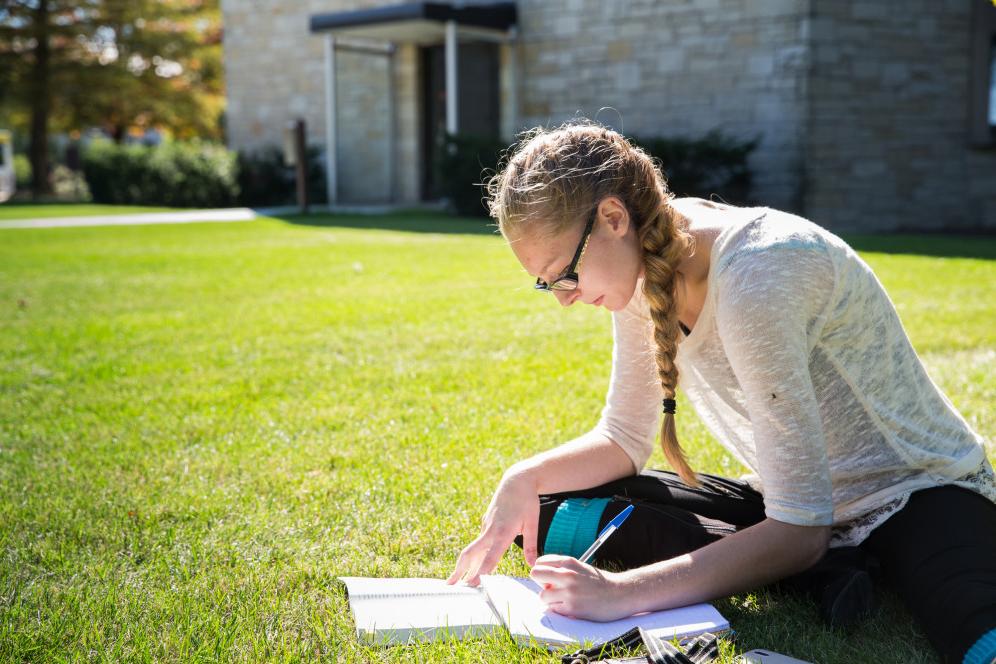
[577,504,635,564]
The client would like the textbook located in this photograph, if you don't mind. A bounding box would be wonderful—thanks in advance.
[340,575,730,648]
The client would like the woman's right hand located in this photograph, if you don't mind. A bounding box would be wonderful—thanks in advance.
[446,466,541,587]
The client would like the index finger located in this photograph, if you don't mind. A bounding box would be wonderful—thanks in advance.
[446,537,485,585]
[529,564,574,588]
[534,554,575,567]
[464,538,509,586]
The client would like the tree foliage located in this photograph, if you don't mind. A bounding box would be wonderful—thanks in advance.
[0,0,224,196]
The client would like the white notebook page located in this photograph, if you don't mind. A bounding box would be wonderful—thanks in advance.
[479,575,728,647]
[341,577,483,599]
[341,577,500,644]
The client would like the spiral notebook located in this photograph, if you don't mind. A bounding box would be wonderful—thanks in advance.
[340,575,729,648]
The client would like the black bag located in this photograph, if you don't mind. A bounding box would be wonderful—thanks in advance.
[516,469,764,569]
[514,469,879,630]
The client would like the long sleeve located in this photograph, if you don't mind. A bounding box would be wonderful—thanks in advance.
[591,294,660,473]
[667,209,992,547]
[714,242,837,526]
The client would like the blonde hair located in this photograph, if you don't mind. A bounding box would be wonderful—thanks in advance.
[485,120,701,488]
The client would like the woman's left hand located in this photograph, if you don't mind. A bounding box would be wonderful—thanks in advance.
[528,555,635,621]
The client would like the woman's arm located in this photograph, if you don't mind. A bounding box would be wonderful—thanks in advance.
[531,516,831,621]
[447,430,636,585]
[509,429,638,495]
[449,304,658,585]
[622,516,830,613]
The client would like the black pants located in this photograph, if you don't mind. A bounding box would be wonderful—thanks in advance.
[520,469,996,664]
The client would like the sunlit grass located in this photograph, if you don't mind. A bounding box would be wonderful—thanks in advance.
[0,203,180,221]
[1,214,992,662]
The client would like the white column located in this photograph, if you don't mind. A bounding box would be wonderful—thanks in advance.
[506,26,519,141]
[387,43,397,204]
[323,33,338,208]
[445,20,458,135]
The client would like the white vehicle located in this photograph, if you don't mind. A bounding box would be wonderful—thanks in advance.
[0,130,15,202]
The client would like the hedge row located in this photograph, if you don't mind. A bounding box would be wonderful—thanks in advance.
[78,129,756,213]
[82,141,240,208]
[435,129,759,217]
[80,140,326,209]
[235,145,327,208]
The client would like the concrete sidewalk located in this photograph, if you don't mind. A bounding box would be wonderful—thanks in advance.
[0,202,450,229]
[0,207,265,229]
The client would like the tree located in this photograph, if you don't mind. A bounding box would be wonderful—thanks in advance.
[0,0,224,198]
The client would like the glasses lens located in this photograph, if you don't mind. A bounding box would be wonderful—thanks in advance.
[550,276,579,291]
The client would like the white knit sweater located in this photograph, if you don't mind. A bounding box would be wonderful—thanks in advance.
[592,207,995,547]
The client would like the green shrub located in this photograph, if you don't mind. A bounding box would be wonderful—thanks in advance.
[435,128,759,218]
[630,129,759,205]
[82,140,239,208]
[235,145,327,208]
[51,164,91,201]
[13,154,31,189]
[435,133,507,217]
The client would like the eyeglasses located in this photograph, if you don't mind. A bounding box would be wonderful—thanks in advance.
[534,207,596,293]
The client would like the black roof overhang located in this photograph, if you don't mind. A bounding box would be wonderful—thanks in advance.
[310,2,517,35]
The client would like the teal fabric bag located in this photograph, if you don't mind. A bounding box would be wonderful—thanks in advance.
[542,497,611,558]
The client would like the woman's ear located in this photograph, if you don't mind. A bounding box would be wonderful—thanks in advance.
[599,196,631,237]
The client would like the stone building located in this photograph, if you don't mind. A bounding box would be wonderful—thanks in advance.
[221,0,996,232]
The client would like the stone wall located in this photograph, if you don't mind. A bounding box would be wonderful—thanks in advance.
[395,43,422,205]
[222,1,325,154]
[222,0,993,228]
[335,48,392,203]
[510,0,812,212]
[223,0,814,209]
[805,0,996,231]
[222,0,409,204]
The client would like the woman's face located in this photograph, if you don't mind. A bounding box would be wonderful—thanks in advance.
[507,196,644,312]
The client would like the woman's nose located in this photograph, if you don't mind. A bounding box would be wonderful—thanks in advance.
[554,289,579,307]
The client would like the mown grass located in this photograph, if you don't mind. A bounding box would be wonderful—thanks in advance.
[0,212,992,662]
[0,203,179,221]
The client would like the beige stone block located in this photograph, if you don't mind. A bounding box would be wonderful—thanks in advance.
[523,99,551,116]
[748,54,775,76]
[606,40,633,62]
[732,32,756,47]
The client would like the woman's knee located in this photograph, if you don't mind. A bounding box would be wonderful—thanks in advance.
[862,485,996,663]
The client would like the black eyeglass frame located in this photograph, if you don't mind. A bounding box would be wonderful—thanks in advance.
[533,207,597,293]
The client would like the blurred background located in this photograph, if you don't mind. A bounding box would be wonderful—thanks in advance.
[2,1,995,226]
[2,4,994,662]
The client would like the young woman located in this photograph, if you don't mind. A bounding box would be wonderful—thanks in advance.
[445,122,996,664]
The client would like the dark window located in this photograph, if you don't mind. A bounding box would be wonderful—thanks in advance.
[989,37,996,127]
[970,1,996,145]
[420,41,500,200]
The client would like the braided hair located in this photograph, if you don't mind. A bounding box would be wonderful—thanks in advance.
[485,120,701,488]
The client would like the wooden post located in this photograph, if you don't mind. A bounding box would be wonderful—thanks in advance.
[294,118,309,213]
[324,34,337,207]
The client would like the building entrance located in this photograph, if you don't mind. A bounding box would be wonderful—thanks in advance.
[420,42,500,200]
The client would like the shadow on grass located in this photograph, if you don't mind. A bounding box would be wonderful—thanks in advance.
[718,584,936,663]
[269,210,996,259]
[841,233,996,260]
[270,210,500,237]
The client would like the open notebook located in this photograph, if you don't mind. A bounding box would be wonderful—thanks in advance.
[340,575,729,648]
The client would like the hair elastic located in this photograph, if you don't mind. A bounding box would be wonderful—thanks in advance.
[662,398,677,415]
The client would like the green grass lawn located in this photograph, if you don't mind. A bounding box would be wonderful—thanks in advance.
[0,213,992,662]
[0,203,181,221]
